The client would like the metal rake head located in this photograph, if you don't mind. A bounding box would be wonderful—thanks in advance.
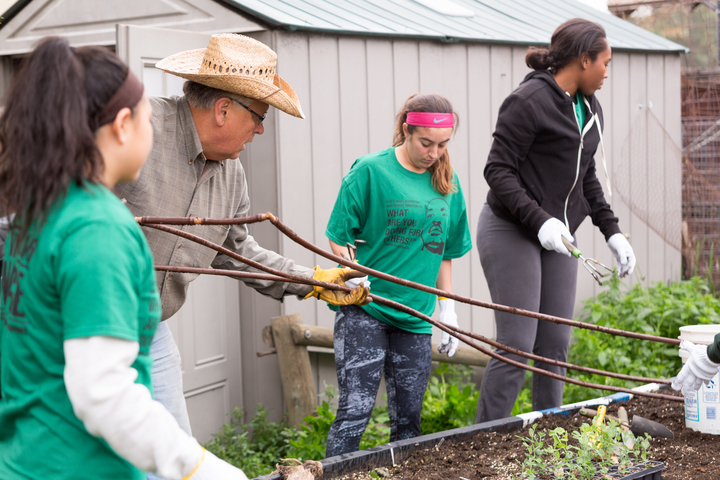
[581,256,614,286]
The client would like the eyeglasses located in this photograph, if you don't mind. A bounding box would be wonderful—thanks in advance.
[232,99,266,125]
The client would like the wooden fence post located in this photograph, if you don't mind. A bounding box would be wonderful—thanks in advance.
[271,313,318,427]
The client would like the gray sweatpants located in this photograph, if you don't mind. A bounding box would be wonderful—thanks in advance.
[475,204,578,422]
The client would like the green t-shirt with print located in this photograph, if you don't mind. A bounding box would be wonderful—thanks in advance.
[0,183,161,480]
[326,147,472,334]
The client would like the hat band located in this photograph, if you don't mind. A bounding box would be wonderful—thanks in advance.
[406,112,454,128]
[96,70,145,128]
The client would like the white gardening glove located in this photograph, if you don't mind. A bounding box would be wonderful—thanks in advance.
[607,233,636,277]
[672,340,720,396]
[345,275,371,291]
[191,449,249,480]
[437,298,459,358]
[537,218,574,257]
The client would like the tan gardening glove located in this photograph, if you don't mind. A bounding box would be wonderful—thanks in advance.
[304,266,372,306]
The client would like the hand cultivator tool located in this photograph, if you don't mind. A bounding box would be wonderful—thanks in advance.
[562,237,613,286]
[580,407,675,439]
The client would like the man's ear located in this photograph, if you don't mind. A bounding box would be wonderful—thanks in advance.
[111,107,133,144]
[214,98,232,126]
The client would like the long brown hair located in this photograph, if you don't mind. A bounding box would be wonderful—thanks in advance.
[392,94,458,195]
[0,37,129,239]
[526,18,607,74]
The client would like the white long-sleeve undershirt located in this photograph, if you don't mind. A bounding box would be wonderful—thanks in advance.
[63,336,202,480]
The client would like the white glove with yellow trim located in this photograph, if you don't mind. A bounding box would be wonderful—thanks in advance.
[437,298,459,358]
[189,449,249,480]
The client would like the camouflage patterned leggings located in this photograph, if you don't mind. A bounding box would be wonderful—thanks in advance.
[325,305,432,458]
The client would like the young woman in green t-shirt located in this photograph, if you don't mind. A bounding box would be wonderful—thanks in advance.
[324,94,472,456]
[0,37,247,480]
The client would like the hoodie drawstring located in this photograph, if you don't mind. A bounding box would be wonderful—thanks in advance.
[584,96,612,196]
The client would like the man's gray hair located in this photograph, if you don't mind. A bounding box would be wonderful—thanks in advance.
[183,81,254,109]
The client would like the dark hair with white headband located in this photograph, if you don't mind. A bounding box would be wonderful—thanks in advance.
[0,37,144,239]
[392,93,459,195]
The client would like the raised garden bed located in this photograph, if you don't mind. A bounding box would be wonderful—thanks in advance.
[254,386,720,480]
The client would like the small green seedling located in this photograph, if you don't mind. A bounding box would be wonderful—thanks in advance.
[516,415,651,480]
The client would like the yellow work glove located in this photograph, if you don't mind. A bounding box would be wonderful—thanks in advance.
[304,266,372,306]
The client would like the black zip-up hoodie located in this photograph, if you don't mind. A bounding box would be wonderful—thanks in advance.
[485,70,621,241]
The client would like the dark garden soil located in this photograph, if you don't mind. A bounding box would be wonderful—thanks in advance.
[336,390,720,479]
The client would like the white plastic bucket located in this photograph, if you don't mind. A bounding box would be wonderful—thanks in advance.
[678,324,720,434]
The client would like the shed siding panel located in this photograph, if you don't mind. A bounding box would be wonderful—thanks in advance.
[629,53,649,284]
[239,29,285,424]
[366,39,396,152]
[512,46,530,90]
[418,41,445,94]
[392,40,420,112]
[664,54,683,281]
[609,53,633,287]
[275,32,317,326]
[309,35,343,330]
[339,38,370,176]
[442,43,473,341]
[490,45,513,132]
[467,43,494,341]
[646,54,667,284]
[591,68,613,299]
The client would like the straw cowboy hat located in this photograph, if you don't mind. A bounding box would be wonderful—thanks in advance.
[156,33,304,119]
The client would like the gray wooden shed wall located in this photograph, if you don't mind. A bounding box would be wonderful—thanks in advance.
[236,30,683,412]
[0,7,683,422]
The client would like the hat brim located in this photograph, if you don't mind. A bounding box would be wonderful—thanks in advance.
[156,48,305,119]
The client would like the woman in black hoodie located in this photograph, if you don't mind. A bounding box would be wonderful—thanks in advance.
[475,18,636,422]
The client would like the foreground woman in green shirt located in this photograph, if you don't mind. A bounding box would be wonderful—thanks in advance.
[0,37,247,479]
[324,94,472,456]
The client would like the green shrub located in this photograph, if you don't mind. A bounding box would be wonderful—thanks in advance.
[203,405,296,478]
[509,276,720,410]
[564,275,720,404]
[205,363,478,474]
[421,363,480,433]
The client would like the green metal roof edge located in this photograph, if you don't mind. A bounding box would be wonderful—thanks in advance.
[220,0,688,53]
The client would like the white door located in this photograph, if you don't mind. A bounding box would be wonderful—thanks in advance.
[117,24,242,443]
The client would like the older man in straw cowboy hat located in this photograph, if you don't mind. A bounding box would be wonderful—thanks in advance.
[114,33,368,479]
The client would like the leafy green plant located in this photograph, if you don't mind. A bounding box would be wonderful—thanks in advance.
[563,275,720,404]
[205,362,478,475]
[286,384,338,461]
[204,405,296,478]
[421,363,480,434]
[517,417,651,480]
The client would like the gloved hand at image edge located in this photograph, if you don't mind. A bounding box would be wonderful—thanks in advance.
[304,265,371,306]
[189,448,249,480]
[537,217,574,257]
[671,340,720,396]
[437,297,459,358]
[607,233,636,278]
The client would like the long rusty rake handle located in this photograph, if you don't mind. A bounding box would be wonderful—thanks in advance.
[151,261,681,403]
[156,263,669,385]
[138,214,680,346]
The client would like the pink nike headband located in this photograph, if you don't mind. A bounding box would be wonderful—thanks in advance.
[406,112,454,128]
